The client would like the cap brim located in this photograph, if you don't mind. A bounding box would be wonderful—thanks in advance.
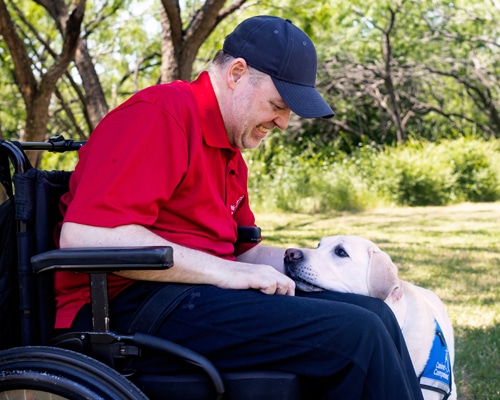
[272,77,334,119]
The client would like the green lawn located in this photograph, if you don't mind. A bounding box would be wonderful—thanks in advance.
[255,202,500,400]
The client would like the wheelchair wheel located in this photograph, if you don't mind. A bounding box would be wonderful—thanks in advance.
[0,346,149,400]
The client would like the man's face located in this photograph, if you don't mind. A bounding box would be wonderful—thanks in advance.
[224,66,291,150]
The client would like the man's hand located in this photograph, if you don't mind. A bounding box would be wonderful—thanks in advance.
[216,263,296,296]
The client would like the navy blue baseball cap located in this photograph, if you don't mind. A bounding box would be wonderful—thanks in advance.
[223,16,334,119]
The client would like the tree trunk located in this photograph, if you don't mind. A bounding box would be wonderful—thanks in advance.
[160,6,180,83]
[36,0,108,133]
[159,0,247,83]
[74,39,109,131]
[382,8,405,143]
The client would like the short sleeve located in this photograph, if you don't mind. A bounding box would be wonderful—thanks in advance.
[64,101,189,228]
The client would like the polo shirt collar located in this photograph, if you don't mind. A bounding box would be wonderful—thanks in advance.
[192,72,235,151]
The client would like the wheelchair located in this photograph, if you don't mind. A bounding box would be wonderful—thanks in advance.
[0,137,320,400]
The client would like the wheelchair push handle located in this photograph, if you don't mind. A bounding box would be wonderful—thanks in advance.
[20,134,85,152]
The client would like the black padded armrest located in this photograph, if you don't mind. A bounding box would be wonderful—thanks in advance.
[31,246,173,274]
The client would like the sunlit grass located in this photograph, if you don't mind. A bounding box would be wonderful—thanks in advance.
[255,202,500,400]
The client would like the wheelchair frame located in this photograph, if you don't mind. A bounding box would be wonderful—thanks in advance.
[0,137,308,400]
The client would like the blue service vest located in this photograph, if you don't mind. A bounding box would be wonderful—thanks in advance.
[419,319,452,399]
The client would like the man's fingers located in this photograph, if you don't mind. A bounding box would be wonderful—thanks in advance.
[260,278,295,296]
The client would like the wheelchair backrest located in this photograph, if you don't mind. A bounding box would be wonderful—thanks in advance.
[0,139,78,348]
[0,183,19,350]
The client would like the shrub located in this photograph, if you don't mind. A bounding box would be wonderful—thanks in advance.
[369,142,458,206]
[442,138,500,202]
[247,138,500,212]
[308,161,378,212]
[246,156,378,213]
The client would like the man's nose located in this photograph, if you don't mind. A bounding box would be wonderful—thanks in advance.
[274,109,291,130]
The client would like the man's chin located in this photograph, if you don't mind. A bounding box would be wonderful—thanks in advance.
[241,138,264,150]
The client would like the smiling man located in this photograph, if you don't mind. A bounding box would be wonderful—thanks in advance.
[56,16,423,399]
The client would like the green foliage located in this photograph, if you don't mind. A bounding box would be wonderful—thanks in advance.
[40,151,79,171]
[84,0,160,108]
[368,141,457,206]
[444,138,500,202]
[314,0,500,147]
[3,0,500,146]
[246,138,500,212]
[246,157,375,213]
[310,162,377,212]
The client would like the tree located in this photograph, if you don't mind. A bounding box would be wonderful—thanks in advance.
[159,0,248,83]
[36,0,119,132]
[0,0,251,162]
[416,0,500,138]
[0,0,85,164]
[306,0,500,151]
[2,0,500,162]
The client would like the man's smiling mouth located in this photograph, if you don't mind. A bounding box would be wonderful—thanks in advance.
[256,125,269,134]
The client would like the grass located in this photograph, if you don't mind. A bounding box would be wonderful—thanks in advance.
[255,202,500,400]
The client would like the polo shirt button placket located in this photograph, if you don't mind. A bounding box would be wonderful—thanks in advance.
[226,167,236,212]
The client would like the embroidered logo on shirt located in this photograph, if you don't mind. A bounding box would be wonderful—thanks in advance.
[230,195,245,215]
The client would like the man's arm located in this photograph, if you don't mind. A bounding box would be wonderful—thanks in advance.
[236,244,287,274]
[60,222,295,296]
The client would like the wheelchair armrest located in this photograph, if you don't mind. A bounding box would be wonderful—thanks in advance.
[31,246,173,274]
[237,226,262,243]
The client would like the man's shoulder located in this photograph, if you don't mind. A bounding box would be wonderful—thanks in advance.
[135,80,195,106]
[110,80,198,123]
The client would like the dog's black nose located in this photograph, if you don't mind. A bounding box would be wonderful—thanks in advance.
[284,248,304,262]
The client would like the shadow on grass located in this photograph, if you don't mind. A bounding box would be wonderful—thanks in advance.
[454,324,500,400]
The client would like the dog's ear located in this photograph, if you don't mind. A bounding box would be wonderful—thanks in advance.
[367,247,400,300]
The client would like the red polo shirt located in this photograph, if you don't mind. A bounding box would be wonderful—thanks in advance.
[54,72,257,328]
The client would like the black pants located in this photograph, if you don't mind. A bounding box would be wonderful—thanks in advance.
[72,282,423,400]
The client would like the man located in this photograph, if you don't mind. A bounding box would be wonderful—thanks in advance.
[56,16,423,399]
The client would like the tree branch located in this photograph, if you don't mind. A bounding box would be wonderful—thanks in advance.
[0,0,37,104]
[40,0,85,92]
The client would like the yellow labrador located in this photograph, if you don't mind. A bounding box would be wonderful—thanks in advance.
[284,235,456,400]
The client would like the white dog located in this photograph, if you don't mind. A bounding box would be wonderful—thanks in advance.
[284,235,456,400]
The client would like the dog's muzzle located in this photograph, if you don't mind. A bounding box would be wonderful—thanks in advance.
[284,248,324,292]
[283,248,304,277]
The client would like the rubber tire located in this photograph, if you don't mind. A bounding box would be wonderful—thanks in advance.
[0,346,149,400]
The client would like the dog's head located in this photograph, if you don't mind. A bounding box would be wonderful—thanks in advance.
[284,235,401,300]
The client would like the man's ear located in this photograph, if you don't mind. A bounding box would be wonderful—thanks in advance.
[227,58,248,89]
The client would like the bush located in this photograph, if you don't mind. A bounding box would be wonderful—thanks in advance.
[369,141,457,206]
[246,156,378,213]
[308,161,377,212]
[443,138,500,202]
[246,137,500,212]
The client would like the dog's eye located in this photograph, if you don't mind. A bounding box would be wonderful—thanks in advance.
[334,245,349,258]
